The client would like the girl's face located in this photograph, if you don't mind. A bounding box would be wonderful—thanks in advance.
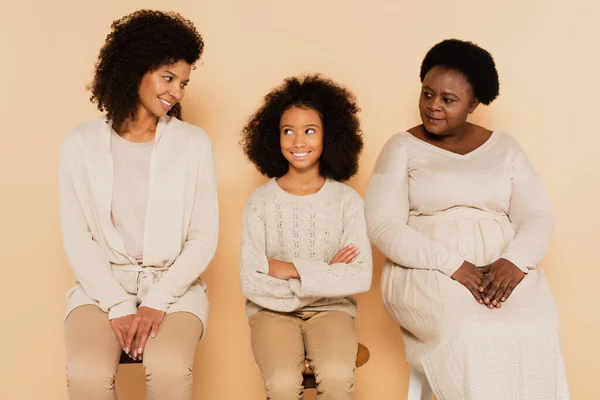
[137,60,191,118]
[280,106,324,174]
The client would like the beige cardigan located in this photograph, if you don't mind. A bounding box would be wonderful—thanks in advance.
[59,116,219,326]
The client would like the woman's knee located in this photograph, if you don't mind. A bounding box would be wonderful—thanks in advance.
[143,350,194,384]
[66,359,117,395]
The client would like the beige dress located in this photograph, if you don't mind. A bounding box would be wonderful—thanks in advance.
[365,132,569,400]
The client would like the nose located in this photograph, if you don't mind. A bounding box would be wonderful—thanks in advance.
[168,84,182,101]
[427,95,442,111]
[292,132,306,147]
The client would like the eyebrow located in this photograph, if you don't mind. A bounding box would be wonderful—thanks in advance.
[423,85,459,98]
[163,69,190,83]
[280,124,320,129]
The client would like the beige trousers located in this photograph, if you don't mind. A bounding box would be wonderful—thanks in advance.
[249,310,357,400]
[64,305,203,400]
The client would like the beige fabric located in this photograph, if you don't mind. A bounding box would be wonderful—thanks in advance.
[65,305,203,400]
[239,179,372,318]
[249,310,357,400]
[110,130,154,262]
[365,132,569,399]
[59,116,219,325]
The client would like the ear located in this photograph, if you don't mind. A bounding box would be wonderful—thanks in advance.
[467,98,480,114]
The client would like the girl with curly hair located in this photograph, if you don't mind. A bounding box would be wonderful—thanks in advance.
[365,39,569,399]
[239,75,372,400]
[60,10,217,399]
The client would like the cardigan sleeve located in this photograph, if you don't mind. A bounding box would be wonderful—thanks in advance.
[289,192,372,298]
[364,135,465,276]
[141,138,219,311]
[59,134,137,320]
[500,142,555,272]
[239,197,317,312]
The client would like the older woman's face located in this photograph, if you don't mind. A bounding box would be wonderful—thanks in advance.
[419,66,479,136]
[137,60,192,118]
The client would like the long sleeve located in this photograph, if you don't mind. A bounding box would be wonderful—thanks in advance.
[239,199,315,312]
[290,192,372,298]
[500,146,554,272]
[364,136,465,276]
[141,140,219,311]
[59,137,137,319]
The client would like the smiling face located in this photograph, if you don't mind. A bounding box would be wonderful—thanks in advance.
[279,106,324,175]
[137,60,192,119]
[419,66,480,136]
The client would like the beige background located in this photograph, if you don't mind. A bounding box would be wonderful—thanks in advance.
[1,0,597,398]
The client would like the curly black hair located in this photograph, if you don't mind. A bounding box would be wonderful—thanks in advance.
[420,39,499,105]
[241,75,363,181]
[88,10,204,126]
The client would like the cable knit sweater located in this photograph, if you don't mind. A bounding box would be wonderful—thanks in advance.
[239,178,372,318]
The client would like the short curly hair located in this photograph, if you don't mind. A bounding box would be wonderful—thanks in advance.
[88,9,204,126]
[241,75,363,181]
[420,39,499,105]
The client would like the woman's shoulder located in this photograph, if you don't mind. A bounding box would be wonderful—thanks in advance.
[60,117,108,155]
[167,117,212,149]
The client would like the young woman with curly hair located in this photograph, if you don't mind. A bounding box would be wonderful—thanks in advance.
[60,10,218,399]
[365,39,569,399]
[239,75,372,400]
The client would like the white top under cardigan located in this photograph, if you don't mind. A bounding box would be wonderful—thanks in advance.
[239,178,372,318]
[109,130,154,261]
[59,116,219,326]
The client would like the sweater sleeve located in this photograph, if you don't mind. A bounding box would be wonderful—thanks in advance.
[239,198,316,312]
[364,136,465,276]
[289,192,372,298]
[141,139,219,311]
[500,144,554,272]
[59,135,137,320]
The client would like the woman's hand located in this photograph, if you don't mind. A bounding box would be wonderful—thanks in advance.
[125,306,166,360]
[110,314,135,355]
[329,245,360,265]
[479,258,525,308]
[451,261,489,304]
[268,259,300,280]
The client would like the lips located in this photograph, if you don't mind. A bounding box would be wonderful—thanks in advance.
[291,151,310,161]
[425,114,445,125]
[158,97,174,110]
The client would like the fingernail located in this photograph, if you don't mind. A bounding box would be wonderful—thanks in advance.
[151,332,156,338]
[133,350,137,358]
[138,347,143,354]
[124,348,129,354]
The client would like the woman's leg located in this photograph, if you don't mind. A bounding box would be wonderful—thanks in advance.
[249,310,305,400]
[65,305,121,400]
[142,312,203,400]
[303,311,357,400]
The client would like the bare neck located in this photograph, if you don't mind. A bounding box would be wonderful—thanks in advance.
[278,165,325,196]
[114,107,159,143]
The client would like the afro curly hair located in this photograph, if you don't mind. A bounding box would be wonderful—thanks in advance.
[241,74,363,181]
[420,39,499,105]
[88,9,204,127]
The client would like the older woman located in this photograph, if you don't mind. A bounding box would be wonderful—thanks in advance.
[60,10,218,400]
[365,39,569,399]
